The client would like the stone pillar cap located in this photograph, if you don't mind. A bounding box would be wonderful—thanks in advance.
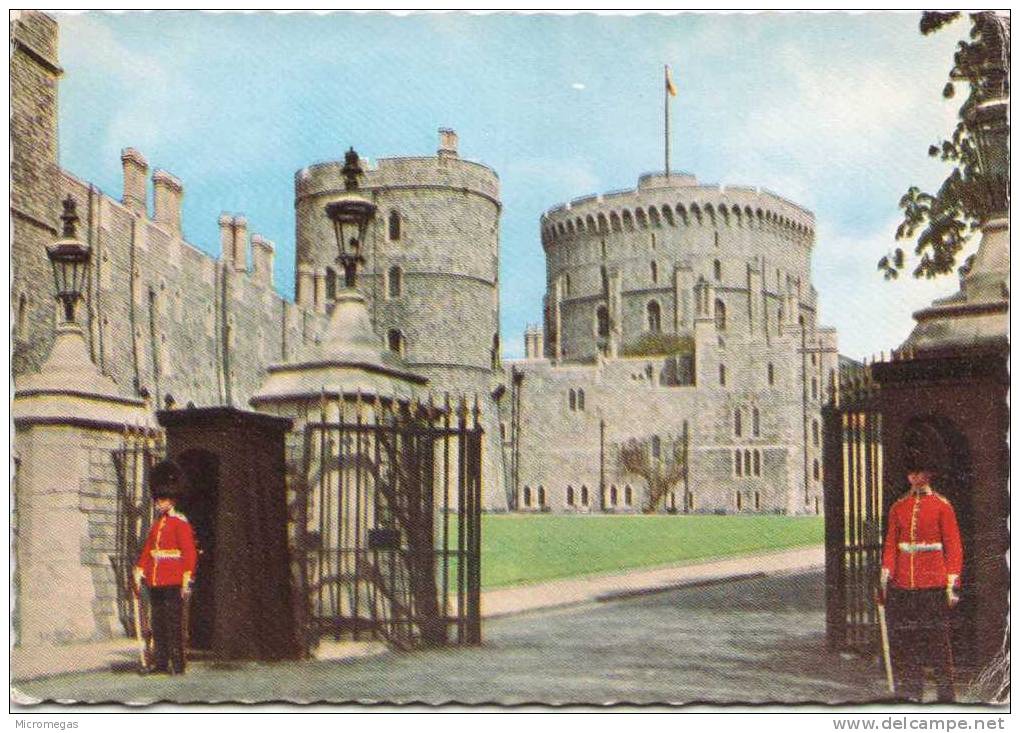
[121,148,148,168]
[152,169,183,191]
[218,213,233,226]
[251,233,274,250]
[233,215,248,227]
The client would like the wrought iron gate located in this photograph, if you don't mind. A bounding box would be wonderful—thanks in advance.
[823,366,884,654]
[110,427,165,637]
[296,393,482,650]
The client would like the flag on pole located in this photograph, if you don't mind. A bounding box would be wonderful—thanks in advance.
[665,65,677,97]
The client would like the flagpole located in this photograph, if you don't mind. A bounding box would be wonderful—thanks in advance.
[664,64,671,179]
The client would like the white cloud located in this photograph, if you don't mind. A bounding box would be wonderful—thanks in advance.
[571,82,586,90]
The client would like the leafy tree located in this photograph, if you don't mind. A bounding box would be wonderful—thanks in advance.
[881,12,1010,280]
[618,434,687,513]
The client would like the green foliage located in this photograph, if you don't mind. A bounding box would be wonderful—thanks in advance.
[881,12,1008,280]
[620,333,694,357]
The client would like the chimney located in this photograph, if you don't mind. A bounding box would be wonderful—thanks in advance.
[121,148,148,214]
[438,128,458,159]
[232,215,248,273]
[251,234,275,287]
[219,214,234,266]
[152,170,183,235]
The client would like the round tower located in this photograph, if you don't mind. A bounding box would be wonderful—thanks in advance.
[539,172,816,362]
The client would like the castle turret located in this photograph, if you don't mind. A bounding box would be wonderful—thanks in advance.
[121,148,148,215]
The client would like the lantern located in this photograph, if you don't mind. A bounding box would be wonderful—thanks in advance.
[46,196,91,324]
[324,147,377,288]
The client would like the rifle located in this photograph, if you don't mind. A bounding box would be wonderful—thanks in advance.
[875,588,895,694]
[132,584,153,671]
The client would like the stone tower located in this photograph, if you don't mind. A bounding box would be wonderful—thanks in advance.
[293,130,507,506]
[11,11,62,376]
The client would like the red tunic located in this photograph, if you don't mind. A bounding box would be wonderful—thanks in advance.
[136,510,197,587]
[881,490,963,590]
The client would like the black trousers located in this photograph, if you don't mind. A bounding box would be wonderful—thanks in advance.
[149,586,185,673]
[887,587,955,702]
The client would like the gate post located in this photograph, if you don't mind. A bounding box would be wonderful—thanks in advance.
[822,403,845,650]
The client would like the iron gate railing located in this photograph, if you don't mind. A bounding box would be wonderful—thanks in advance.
[294,392,482,651]
[823,365,885,655]
[110,427,165,637]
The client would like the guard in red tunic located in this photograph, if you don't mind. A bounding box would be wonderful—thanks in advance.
[880,459,963,702]
[133,460,197,674]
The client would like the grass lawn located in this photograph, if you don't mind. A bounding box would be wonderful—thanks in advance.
[479,514,823,589]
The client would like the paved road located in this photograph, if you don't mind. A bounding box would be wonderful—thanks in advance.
[16,570,890,706]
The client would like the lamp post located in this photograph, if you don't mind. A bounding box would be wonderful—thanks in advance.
[325,147,377,289]
[46,196,91,325]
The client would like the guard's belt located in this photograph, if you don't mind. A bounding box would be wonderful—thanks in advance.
[898,542,943,553]
[151,549,182,559]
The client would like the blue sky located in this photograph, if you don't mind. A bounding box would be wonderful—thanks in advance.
[55,11,973,360]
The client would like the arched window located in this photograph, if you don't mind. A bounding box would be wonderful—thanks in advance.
[744,449,752,476]
[719,364,727,386]
[569,388,576,411]
[625,485,633,506]
[713,259,722,281]
[577,389,585,411]
[734,409,742,437]
[767,362,775,386]
[753,449,762,477]
[650,261,658,283]
[651,435,661,459]
[523,485,532,508]
[596,305,610,340]
[387,266,402,298]
[752,407,760,437]
[812,419,820,447]
[387,329,404,356]
[16,293,27,338]
[326,266,337,300]
[647,301,661,332]
[581,485,589,505]
[388,210,401,241]
[813,459,821,481]
[538,486,546,507]
[714,299,727,331]
[734,449,743,477]
[610,485,618,506]
[567,485,574,506]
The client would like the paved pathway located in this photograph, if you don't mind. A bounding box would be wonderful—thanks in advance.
[16,569,895,706]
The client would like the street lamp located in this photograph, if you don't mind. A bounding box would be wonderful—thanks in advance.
[325,147,377,289]
[46,196,91,324]
[968,97,1009,220]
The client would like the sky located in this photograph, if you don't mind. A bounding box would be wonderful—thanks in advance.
[54,10,974,360]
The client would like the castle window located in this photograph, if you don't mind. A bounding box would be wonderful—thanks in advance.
[610,485,618,506]
[753,449,762,477]
[734,409,742,437]
[736,492,743,511]
[812,419,820,447]
[596,305,610,340]
[646,301,661,333]
[523,486,532,508]
[500,422,507,441]
[752,407,760,437]
[601,239,607,259]
[491,333,500,369]
[754,491,761,510]
[388,210,401,241]
[813,459,821,481]
[734,449,743,477]
[387,266,403,298]
[650,261,658,283]
[713,259,722,281]
[811,378,819,400]
[387,329,404,357]
[564,272,572,296]
[719,364,727,386]
[815,497,820,515]
[744,449,752,476]
[811,353,817,366]
[799,314,806,327]
[767,362,775,386]
[625,485,633,506]
[600,266,609,293]
[326,266,337,301]
[581,485,589,505]
[567,485,574,506]
[714,299,727,331]
[577,389,585,411]
[650,233,657,250]
[569,388,576,411]
[777,307,784,333]
[651,435,661,459]
[714,231,720,247]
[16,293,27,339]
[538,486,546,507]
